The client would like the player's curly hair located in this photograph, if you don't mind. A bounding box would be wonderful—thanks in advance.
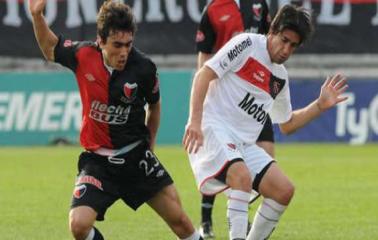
[97,0,137,42]
[270,4,314,45]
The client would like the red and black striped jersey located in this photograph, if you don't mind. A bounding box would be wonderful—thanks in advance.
[54,36,160,151]
[196,0,271,53]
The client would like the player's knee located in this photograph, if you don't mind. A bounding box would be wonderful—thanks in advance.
[278,182,295,205]
[69,214,93,239]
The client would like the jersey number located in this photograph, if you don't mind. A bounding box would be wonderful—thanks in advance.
[139,150,160,176]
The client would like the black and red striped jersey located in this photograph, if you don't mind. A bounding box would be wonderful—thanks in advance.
[196,0,271,54]
[54,36,160,151]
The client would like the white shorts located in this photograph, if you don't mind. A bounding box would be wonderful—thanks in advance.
[188,124,273,195]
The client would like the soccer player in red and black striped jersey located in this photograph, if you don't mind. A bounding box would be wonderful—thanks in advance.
[195,0,271,238]
[29,0,203,239]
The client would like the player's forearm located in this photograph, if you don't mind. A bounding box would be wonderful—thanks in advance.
[279,99,323,135]
[31,14,58,61]
[188,67,215,124]
[146,102,161,150]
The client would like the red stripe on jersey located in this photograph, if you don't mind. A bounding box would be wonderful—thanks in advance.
[208,0,244,52]
[75,46,112,150]
[236,58,271,94]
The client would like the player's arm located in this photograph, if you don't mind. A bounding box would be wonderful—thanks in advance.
[197,52,212,70]
[146,101,160,151]
[279,74,348,135]
[29,0,58,61]
[183,66,217,153]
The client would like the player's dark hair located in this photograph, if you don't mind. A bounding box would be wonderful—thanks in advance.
[269,4,313,45]
[97,0,137,42]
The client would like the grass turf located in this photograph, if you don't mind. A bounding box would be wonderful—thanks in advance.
[0,144,377,239]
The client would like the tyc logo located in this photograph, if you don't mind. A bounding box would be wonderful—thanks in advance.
[336,93,378,144]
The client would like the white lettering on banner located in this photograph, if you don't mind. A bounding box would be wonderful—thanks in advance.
[3,0,378,27]
[61,92,82,130]
[0,93,10,129]
[336,93,378,144]
[40,92,65,131]
[372,4,378,25]
[317,1,351,25]
[145,0,164,22]
[0,92,81,132]
[66,0,97,28]
[3,0,21,27]
[166,0,183,23]
[5,92,43,131]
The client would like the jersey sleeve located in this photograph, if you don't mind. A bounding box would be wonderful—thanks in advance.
[195,6,216,54]
[143,61,160,104]
[54,35,79,71]
[259,0,271,34]
[205,33,253,79]
[270,78,292,124]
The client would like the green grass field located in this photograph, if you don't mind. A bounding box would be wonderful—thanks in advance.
[0,144,377,239]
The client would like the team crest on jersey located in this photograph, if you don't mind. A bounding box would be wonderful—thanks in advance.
[123,82,138,102]
[269,76,286,99]
[196,30,205,42]
[73,184,87,199]
[252,4,262,21]
[64,39,73,47]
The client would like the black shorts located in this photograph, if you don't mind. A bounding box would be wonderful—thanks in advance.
[256,115,274,142]
[71,141,173,221]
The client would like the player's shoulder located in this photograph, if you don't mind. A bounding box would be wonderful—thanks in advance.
[65,39,98,52]
[208,0,233,8]
[128,47,157,74]
[273,63,289,80]
[231,32,264,48]
[76,40,98,50]
[206,0,235,14]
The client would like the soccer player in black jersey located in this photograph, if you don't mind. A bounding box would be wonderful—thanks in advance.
[29,0,203,239]
[195,0,272,238]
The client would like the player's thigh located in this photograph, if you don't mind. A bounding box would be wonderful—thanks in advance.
[258,163,294,201]
[147,184,184,221]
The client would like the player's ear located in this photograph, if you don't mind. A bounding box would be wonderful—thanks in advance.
[97,35,105,47]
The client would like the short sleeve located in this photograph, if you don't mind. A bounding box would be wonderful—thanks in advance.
[54,35,79,71]
[205,33,253,79]
[144,61,160,104]
[259,0,271,34]
[196,6,216,54]
[270,80,292,124]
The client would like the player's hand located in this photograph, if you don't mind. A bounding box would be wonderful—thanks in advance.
[317,73,348,111]
[183,121,203,154]
[29,0,46,16]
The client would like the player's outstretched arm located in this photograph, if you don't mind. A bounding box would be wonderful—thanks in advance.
[29,0,58,61]
[279,73,348,135]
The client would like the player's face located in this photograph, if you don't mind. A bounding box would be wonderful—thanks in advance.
[267,29,300,64]
[99,30,133,71]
